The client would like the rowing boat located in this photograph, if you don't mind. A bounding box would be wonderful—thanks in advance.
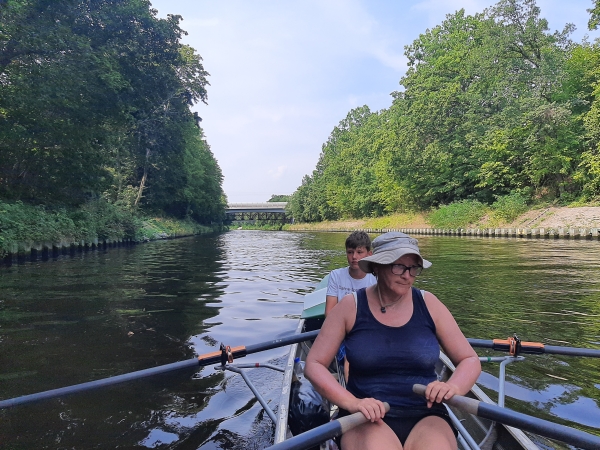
[273,276,546,449]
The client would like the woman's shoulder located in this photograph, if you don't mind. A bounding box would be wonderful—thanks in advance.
[328,291,359,332]
[338,291,357,309]
[420,290,453,322]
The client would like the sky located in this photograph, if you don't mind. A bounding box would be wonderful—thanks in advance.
[149,0,600,203]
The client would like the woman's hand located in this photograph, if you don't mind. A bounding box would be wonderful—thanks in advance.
[424,380,459,408]
[350,397,387,422]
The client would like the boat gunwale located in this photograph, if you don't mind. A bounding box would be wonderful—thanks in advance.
[274,318,305,443]
[438,352,539,450]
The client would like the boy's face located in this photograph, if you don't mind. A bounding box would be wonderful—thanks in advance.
[346,246,372,271]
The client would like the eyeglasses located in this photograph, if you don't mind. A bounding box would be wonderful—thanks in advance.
[390,264,423,277]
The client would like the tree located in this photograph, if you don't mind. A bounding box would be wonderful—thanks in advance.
[588,0,600,30]
[0,0,225,221]
[289,0,590,222]
[267,195,290,202]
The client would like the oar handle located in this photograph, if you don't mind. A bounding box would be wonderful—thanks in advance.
[412,384,479,415]
[413,384,600,450]
[267,402,390,450]
[338,402,391,434]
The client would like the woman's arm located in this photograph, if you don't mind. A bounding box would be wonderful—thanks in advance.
[423,292,482,406]
[304,294,386,421]
[325,295,338,316]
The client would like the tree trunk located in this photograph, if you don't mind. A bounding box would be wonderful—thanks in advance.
[134,148,151,206]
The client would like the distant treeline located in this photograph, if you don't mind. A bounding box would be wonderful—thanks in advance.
[289,0,600,222]
[0,0,226,223]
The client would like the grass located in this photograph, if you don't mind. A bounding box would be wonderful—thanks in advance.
[286,196,600,232]
[0,199,220,258]
[234,222,288,231]
[138,217,214,240]
[284,212,427,231]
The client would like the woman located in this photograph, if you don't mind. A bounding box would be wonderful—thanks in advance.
[304,232,481,449]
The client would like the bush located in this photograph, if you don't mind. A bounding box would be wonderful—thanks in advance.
[76,200,142,241]
[490,192,529,223]
[0,199,221,258]
[427,200,488,229]
[0,201,77,246]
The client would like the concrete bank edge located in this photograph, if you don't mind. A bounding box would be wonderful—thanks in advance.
[290,226,600,240]
[1,230,216,266]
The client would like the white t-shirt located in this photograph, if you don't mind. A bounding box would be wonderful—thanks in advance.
[326,267,377,302]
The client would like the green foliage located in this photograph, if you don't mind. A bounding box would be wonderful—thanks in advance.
[0,199,215,257]
[267,195,290,202]
[0,199,139,254]
[289,106,392,221]
[0,0,225,223]
[289,0,598,221]
[362,213,425,229]
[74,200,142,241]
[588,0,600,30]
[427,201,489,229]
[490,192,529,223]
[0,201,76,246]
[571,40,600,200]
[234,222,286,231]
[138,217,214,241]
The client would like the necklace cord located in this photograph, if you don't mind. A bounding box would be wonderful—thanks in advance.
[376,283,401,313]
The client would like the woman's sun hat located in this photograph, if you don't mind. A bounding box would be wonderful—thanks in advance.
[358,232,431,274]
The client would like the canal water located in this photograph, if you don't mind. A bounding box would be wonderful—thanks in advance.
[0,230,599,449]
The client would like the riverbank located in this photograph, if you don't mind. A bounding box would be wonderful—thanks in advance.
[0,200,222,261]
[1,218,220,264]
[285,206,600,232]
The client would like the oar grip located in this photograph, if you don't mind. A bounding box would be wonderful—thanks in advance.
[412,384,479,415]
[338,402,390,434]
[267,402,391,449]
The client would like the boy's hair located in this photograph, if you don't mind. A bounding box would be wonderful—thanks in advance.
[345,231,372,251]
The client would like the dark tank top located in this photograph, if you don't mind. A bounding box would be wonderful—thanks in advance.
[345,287,440,409]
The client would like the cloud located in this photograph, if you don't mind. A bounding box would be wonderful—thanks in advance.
[165,1,424,201]
[268,166,287,179]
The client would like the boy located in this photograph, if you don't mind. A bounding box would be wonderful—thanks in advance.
[325,231,376,316]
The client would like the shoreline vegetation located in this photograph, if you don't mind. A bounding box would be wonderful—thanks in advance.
[0,200,222,262]
[3,199,599,264]
[243,200,600,235]
[1,1,227,264]
[285,206,600,232]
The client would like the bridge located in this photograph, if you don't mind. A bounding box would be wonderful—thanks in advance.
[225,202,292,224]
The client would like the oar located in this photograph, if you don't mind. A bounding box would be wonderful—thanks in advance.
[413,384,600,450]
[0,329,320,410]
[267,403,390,450]
[467,337,600,357]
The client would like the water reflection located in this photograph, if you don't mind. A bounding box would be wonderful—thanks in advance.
[0,231,599,449]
